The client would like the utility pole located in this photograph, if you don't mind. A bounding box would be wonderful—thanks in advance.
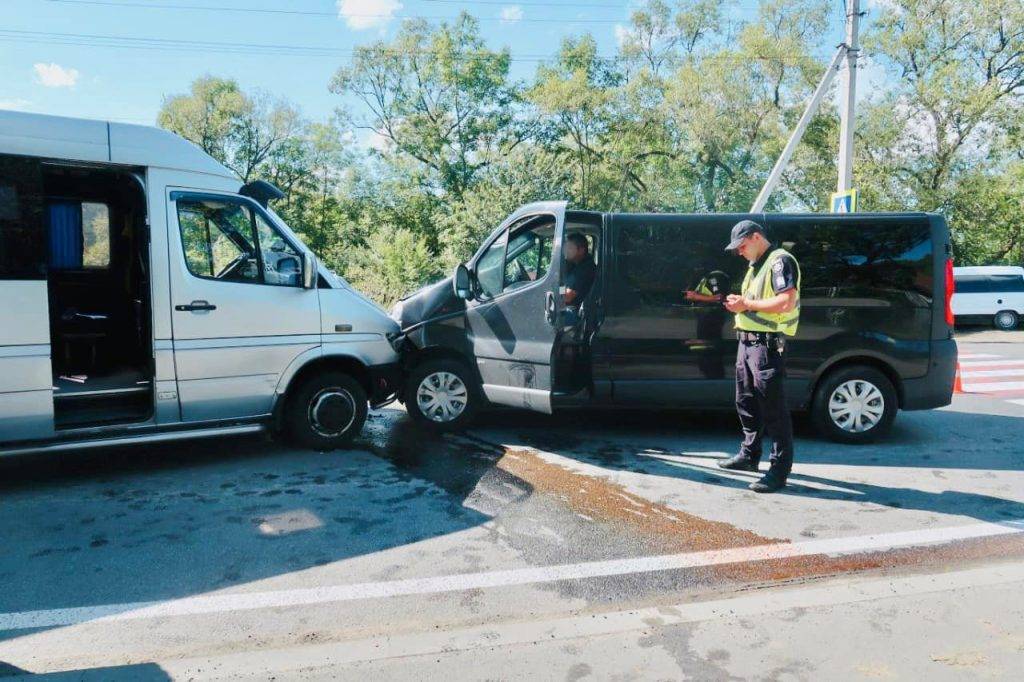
[750,0,863,213]
[836,0,861,194]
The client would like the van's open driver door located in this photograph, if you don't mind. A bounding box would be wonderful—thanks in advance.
[466,201,566,414]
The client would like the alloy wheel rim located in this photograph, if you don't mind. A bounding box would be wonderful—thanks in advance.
[416,371,468,423]
[308,388,356,437]
[997,312,1016,329]
[828,379,885,433]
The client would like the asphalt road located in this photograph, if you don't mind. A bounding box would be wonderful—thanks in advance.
[1,340,1023,679]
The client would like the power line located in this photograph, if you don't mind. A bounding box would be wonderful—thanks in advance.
[0,28,827,64]
[43,0,633,23]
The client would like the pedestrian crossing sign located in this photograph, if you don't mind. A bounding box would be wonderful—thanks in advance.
[830,189,857,213]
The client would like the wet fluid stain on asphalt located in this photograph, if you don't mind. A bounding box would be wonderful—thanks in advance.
[366,416,780,554]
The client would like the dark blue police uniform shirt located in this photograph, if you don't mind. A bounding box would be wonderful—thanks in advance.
[565,256,596,302]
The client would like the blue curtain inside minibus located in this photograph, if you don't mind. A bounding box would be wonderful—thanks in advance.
[48,201,82,270]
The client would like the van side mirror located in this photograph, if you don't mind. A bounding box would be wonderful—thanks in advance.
[302,252,317,289]
[453,263,473,300]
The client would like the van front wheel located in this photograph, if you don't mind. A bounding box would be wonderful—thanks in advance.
[405,359,481,431]
[811,365,897,444]
[994,310,1019,331]
[285,372,368,450]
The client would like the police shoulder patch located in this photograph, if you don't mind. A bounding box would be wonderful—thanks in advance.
[772,258,785,273]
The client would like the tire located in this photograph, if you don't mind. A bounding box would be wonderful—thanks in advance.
[811,365,898,444]
[994,310,1019,331]
[285,371,368,450]
[405,358,482,431]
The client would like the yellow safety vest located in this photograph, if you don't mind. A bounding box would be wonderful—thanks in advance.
[735,248,801,336]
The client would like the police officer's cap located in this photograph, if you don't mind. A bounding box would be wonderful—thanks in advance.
[725,220,767,252]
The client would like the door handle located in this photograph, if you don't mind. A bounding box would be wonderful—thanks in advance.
[175,300,217,312]
[545,291,556,325]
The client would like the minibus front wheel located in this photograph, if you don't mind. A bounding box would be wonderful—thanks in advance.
[285,371,368,450]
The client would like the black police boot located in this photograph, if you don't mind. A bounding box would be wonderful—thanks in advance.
[717,453,759,472]
[749,466,788,493]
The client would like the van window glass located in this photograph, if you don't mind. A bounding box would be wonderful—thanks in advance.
[253,211,302,287]
[476,230,506,298]
[956,275,1024,293]
[0,154,46,279]
[176,198,261,284]
[81,202,110,268]
[770,217,933,302]
[504,220,554,291]
[614,218,737,307]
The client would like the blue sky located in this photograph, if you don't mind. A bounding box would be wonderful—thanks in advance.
[1,0,853,142]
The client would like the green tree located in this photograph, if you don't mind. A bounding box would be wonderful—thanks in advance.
[345,227,439,308]
[331,13,522,199]
[158,76,303,182]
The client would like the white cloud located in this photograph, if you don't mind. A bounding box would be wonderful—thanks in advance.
[614,24,632,47]
[0,98,32,110]
[362,129,393,153]
[33,63,79,88]
[337,0,403,30]
[500,5,523,24]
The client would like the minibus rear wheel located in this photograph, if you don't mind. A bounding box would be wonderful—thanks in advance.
[285,372,368,450]
[405,358,481,431]
[811,365,897,444]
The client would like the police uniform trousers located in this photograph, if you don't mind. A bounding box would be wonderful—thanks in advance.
[735,334,794,473]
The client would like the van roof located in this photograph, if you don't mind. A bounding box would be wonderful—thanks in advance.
[954,266,1024,276]
[0,109,236,180]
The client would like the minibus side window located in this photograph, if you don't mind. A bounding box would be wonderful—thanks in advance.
[0,154,46,280]
[176,195,304,287]
[177,198,261,284]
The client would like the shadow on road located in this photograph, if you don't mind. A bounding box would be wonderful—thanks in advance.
[0,416,522,646]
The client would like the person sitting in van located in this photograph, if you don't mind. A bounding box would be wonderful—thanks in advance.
[563,233,596,307]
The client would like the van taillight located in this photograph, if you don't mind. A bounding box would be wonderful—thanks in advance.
[944,258,955,326]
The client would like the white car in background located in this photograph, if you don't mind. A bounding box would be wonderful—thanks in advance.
[952,265,1024,330]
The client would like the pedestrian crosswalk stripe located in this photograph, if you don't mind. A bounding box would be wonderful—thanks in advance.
[958,368,1024,379]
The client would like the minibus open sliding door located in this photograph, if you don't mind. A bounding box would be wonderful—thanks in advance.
[0,154,55,442]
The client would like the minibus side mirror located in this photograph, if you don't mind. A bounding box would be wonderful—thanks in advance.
[302,252,317,289]
[454,263,474,300]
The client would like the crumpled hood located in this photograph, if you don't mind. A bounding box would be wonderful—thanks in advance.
[391,277,464,331]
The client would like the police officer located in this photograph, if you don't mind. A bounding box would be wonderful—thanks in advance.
[719,220,801,493]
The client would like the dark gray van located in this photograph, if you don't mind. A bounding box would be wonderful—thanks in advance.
[391,203,957,443]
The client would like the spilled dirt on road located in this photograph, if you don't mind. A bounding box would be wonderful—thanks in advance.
[481,444,783,554]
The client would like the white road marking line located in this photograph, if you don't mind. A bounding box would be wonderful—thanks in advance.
[1008,399,1024,407]
[958,368,1024,378]
[1,519,1022,632]
[957,353,1002,359]
[960,381,1024,393]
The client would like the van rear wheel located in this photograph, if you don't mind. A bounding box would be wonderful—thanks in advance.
[405,359,481,431]
[285,372,368,450]
[994,310,1019,331]
[811,365,897,444]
